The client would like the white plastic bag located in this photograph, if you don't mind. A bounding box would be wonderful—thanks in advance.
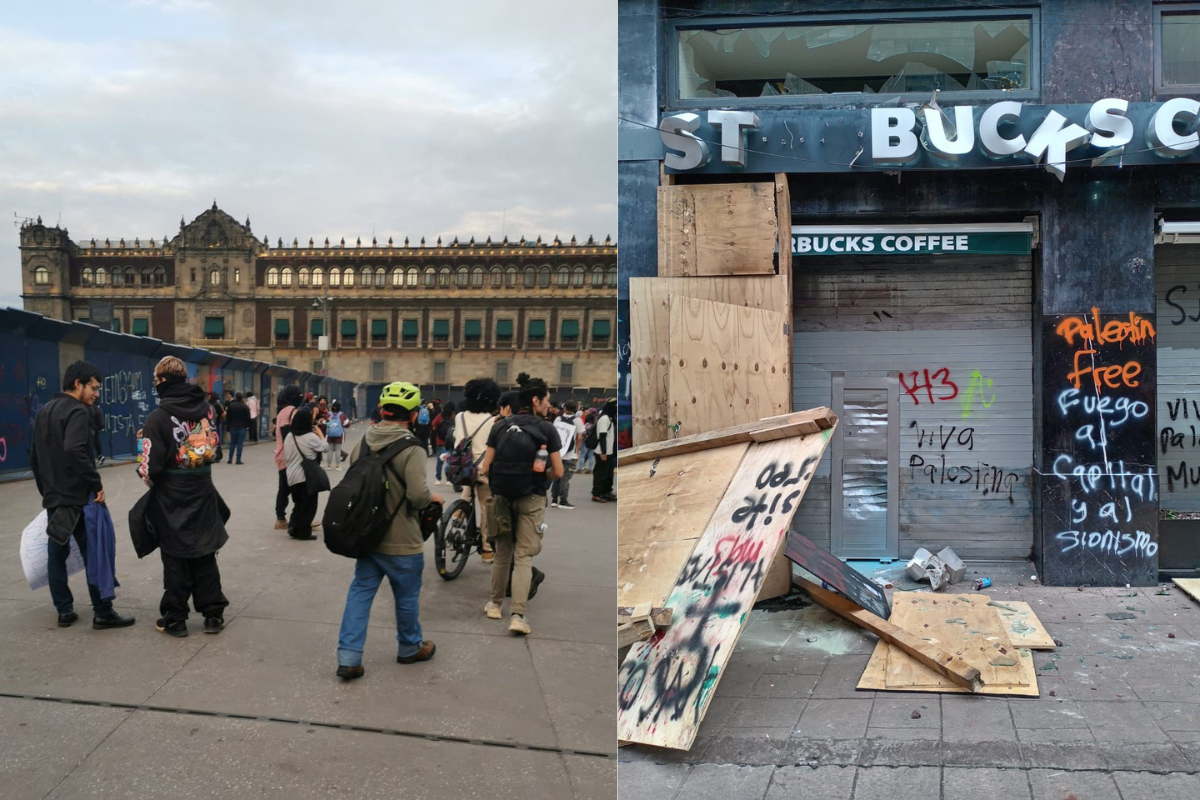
[20,510,84,591]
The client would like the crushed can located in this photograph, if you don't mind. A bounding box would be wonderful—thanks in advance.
[975,577,992,590]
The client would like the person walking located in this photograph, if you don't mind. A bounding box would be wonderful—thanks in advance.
[225,393,251,465]
[324,400,348,470]
[246,391,259,442]
[431,401,456,485]
[136,356,230,637]
[479,377,563,636]
[30,361,136,630]
[591,399,618,503]
[551,400,584,510]
[455,379,501,563]
[273,384,304,530]
[283,407,328,540]
[415,401,433,455]
[336,381,442,680]
[576,410,596,474]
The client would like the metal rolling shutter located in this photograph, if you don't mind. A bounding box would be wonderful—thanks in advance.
[1156,244,1200,511]
[791,254,1034,560]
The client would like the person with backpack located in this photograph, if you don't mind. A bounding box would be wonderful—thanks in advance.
[577,409,596,474]
[324,400,349,470]
[551,400,584,510]
[431,401,456,485]
[479,377,564,636]
[451,378,501,563]
[415,402,433,454]
[136,356,230,637]
[591,399,618,503]
[283,407,328,540]
[333,381,443,680]
[273,385,304,530]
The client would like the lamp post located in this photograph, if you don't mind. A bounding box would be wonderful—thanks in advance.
[311,285,330,376]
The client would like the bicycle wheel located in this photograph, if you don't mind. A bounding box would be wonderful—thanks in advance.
[435,499,475,580]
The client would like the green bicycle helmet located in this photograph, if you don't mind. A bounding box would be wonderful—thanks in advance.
[379,381,421,412]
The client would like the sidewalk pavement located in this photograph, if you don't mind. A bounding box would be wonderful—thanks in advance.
[0,424,615,800]
[619,562,1200,799]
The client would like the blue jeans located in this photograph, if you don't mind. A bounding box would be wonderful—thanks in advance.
[229,429,246,463]
[47,515,113,617]
[434,445,447,480]
[337,552,424,666]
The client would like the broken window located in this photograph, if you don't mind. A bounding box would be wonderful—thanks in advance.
[677,17,1032,100]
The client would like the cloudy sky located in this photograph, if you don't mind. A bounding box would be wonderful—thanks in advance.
[0,0,616,308]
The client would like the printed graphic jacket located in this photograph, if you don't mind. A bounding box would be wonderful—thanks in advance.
[138,381,220,483]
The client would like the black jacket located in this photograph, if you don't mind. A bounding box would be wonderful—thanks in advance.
[225,400,251,432]
[31,394,103,509]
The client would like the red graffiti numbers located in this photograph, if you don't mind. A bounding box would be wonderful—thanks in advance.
[900,368,958,406]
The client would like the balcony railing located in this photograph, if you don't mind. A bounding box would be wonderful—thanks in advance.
[191,338,238,348]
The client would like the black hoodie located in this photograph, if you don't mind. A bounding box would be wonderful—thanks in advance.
[138,381,218,484]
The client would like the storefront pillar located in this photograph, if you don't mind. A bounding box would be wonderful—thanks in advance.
[1036,176,1159,585]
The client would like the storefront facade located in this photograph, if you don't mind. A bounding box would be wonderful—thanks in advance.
[618,0,1200,585]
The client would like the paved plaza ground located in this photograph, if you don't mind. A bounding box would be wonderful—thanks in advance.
[619,562,1200,799]
[0,424,616,800]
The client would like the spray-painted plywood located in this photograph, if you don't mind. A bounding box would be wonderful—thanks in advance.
[657,183,778,278]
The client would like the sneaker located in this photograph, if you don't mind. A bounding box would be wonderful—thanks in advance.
[604,494,617,502]
[335,465,342,471]
[528,567,546,600]
[483,601,502,619]
[155,618,188,638]
[558,502,576,510]
[591,496,607,503]
[397,640,436,664]
[550,501,559,508]
[481,551,494,564]
[57,611,78,628]
[203,617,225,634]
[311,522,321,530]
[336,665,365,681]
[274,519,288,530]
[508,615,531,636]
[93,613,136,630]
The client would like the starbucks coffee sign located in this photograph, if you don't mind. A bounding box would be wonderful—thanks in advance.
[791,225,1033,257]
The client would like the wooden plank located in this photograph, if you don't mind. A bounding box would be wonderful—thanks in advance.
[618,607,674,628]
[775,173,791,279]
[796,578,983,693]
[658,183,777,277]
[617,429,835,750]
[858,640,1039,697]
[616,444,750,609]
[619,407,834,466]
[668,297,790,437]
[990,600,1056,650]
[884,592,1028,689]
[618,623,641,649]
[629,275,791,447]
[1174,578,1200,604]
[785,532,891,620]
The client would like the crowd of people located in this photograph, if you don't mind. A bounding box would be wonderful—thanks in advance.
[31,359,617,682]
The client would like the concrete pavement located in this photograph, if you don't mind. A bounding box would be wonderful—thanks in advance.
[619,562,1200,799]
[0,423,615,800]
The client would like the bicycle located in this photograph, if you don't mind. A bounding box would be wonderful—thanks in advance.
[434,483,485,580]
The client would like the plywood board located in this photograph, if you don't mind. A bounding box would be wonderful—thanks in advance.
[859,640,1039,697]
[885,592,1029,689]
[1174,578,1200,604]
[629,275,791,447]
[616,443,750,609]
[617,428,835,750]
[621,407,834,466]
[990,600,1057,650]
[786,531,891,620]
[668,297,789,438]
[658,183,777,278]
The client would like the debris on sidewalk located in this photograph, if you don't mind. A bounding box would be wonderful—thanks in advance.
[903,546,966,591]
[616,604,672,648]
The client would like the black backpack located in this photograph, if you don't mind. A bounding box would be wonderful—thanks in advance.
[322,438,421,558]
[489,417,548,497]
[436,411,455,442]
[583,419,599,450]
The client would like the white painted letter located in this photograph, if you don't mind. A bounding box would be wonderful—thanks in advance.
[922,105,975,159]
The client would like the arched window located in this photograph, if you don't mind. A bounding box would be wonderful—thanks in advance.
[140,267,151,287]
[34,266,50,285]
[267,267,279,287]
[81,268,93,287]
[556,266,570,287]
[572,266,585,287]
[343,268,355,287]
[375,267,386,287]
[438,267,451,287]
[456,267,469,287]
[391,268,404,287]
[111,268,123,287]
[607,265,617,287]
[209,268,220,286]
[281,268,293,287]
[329,268,341,286]
[490,267,503,287]
[538,266,551,288]
[406,267,419,287]
[128,267,138,286]
[360,267,371,287]
[591,266,605,287]
[95,267,108,286]
[505,266,517,287]
[298,267,310,287]
[424,267,436,287]
[153,266,166,287]
[312,267,324,287]
[472,267,484,287]
[523,267,536,288]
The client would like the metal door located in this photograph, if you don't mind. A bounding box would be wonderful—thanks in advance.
[831,374,899,559]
